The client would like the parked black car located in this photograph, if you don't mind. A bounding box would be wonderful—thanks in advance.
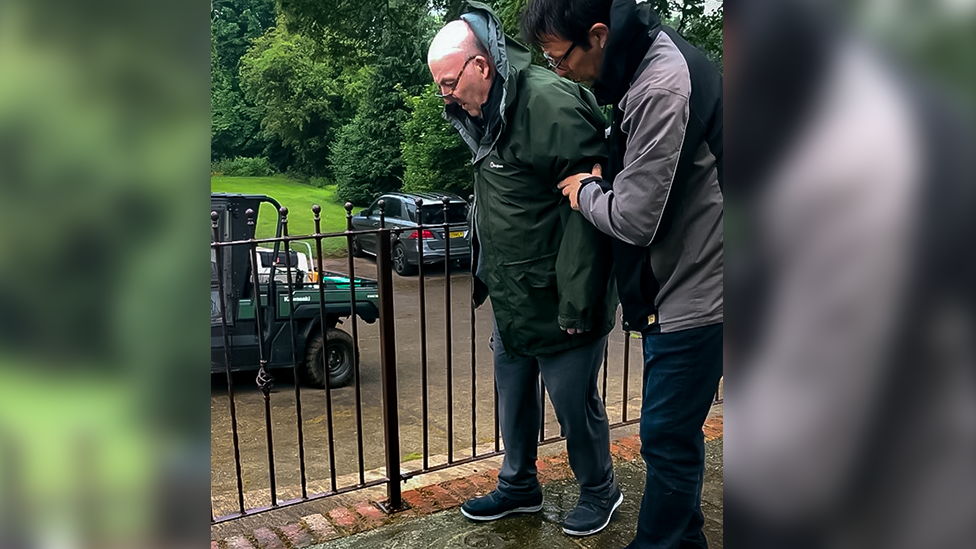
[350,192,471,276]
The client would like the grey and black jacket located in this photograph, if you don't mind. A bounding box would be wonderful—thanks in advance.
[578,0,723,333]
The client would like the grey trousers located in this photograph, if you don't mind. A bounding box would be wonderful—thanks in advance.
[491,326,616,503]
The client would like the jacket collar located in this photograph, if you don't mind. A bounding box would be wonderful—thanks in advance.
[592,0,661,106]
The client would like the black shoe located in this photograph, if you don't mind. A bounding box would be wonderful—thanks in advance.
[562,487,623,536]
[460,490,543,521]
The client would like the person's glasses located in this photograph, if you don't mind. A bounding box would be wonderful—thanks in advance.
[435,56,477,101]
[543,43,577,71]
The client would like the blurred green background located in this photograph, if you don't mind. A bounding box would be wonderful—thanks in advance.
[0,0,207,544]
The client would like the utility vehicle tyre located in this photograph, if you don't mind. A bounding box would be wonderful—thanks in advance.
[304,327,357,389]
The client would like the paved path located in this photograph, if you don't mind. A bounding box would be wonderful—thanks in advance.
[211,409,723,548]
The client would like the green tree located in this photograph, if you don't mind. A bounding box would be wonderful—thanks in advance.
[211,0,277,161]
[649,0,723,69]
[240,26,363,177]
[272,0,438,200]
[401,84,473,196]
[330,63,415,205]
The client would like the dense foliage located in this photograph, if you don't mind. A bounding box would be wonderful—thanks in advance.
[401,84,473,195]
[211,0,723,204]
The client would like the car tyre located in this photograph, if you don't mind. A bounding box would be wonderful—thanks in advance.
[303,327,357,389]
[392,242,417,276]
[351,236,366,258]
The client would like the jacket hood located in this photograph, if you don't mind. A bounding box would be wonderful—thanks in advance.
[592,0,661,106]
[442,1,532,162]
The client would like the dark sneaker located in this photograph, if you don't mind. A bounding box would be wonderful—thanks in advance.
[562,487,624,536]
[460,490,543,522]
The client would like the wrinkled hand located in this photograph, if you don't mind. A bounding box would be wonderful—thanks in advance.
[556,164,602,210]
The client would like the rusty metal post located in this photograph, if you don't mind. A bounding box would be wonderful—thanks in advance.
[345,202,367,485]
[415,197,430,469]
[311,204,339,492]
[211,212,246,515]
[468,194,477,458]
[375,216,402,510]
[442,197,454,463]
[279,207,308,499]
[622,332,631,423]
[245,209,277,509]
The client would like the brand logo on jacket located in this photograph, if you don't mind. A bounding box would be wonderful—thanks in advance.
[489,161,504,169]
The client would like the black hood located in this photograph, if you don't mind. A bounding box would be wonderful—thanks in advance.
[592,0,661,106]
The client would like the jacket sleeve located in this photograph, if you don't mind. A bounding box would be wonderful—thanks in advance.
[521,83,613,329]
[578,87,690,247]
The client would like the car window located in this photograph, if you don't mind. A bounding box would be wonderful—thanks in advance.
[258,250,301,268]
[405,200,419,222]
[421,203,469,225]
[382,198,402,219]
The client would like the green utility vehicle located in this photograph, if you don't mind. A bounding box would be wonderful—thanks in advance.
[211,193,380,388]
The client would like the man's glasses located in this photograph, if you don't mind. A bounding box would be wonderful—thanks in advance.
[543,43,577,71]
[435,56,477,101]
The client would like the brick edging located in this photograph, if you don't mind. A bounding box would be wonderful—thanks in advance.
[212,413,723,548]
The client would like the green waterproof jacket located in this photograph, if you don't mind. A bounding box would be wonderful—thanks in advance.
[445,2,617,356]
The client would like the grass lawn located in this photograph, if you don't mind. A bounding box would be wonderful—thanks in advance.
[211,176,365,257]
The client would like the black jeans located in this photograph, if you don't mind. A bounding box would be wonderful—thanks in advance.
[626,323,723,549]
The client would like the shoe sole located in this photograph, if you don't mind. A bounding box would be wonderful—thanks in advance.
[562,493,624,536]
[459,503,543,522]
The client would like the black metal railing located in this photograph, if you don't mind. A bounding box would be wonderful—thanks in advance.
[210,200,722,523]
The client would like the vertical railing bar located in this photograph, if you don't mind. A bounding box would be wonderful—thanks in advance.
[279,208,308,500]
[539,377,546,442]
[376,201,403,510]
[601,343,609,406]
[469,196,477,458]
[622,331,631,423]
[415,198,430,470]
[442,197,454,464]
[245,209,277,508]
[211,213,246,515]
[311,205,338,492]
[494,377,500,453]
[345,203,367,485]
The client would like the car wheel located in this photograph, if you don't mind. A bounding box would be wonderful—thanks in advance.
[392,243,416,276]
[351,236,366,258]
[303,327,357,389]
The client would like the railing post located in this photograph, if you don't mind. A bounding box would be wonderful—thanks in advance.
[375,222,402,510]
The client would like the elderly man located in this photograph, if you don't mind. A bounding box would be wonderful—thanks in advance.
[522,0,724,548]
[427,1,621,537]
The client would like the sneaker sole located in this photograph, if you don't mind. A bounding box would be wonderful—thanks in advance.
[562,493,624,537]
[459,503,543,522]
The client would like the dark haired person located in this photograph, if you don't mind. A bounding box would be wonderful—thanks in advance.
[522,0,724,547]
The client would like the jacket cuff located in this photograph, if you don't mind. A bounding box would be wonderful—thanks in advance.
[576,175,604,205]
[557,314,593,332]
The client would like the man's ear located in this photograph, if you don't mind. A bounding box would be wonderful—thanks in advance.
[476,55,492,78]
[589,23,609,49]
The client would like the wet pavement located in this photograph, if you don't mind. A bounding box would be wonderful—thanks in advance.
[309,436,723,549]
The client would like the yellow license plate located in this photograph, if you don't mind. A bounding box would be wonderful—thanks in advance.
[449,231,465,239]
